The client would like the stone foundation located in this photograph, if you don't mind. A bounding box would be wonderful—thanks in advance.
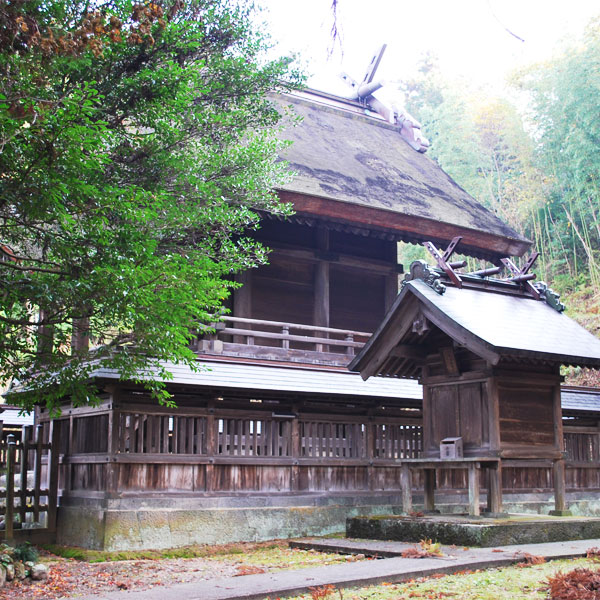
[56,491,600,550]
[56,494,406,550]
[347,513,600,547]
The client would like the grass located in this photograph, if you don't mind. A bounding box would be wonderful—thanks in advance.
[278,557,600,599]
[41,539,357,571]
[42,539,290,563]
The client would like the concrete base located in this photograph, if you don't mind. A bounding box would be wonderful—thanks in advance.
[56,491,600,550]
[346,513,600,547]
[57,493,406,550]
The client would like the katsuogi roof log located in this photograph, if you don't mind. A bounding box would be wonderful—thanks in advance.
[350,271,600,380]
[274,92,531,260]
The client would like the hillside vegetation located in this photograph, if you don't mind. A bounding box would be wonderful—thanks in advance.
[400,17,600,385]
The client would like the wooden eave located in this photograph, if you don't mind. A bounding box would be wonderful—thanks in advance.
[279,190,530,261]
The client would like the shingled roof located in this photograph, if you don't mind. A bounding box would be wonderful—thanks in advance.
[350,275,600,380]
[274,90,531,261]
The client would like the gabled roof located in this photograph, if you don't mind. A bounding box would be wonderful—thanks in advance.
[561,386,600,414]
[274,91,531,260]
[350,278,600,380]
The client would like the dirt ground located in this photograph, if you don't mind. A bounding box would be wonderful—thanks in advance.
[0,543,363,599]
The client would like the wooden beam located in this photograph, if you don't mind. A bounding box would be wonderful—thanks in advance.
[271,246,403,274]
[279,191,532,259]
[390,345,426,360]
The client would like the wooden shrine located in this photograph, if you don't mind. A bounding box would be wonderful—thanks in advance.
[350,238,600,516]
[24,57,600,549]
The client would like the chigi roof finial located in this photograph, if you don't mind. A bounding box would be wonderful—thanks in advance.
[340,44,430,153]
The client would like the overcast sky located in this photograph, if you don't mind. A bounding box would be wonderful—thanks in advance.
[256,0,599,102]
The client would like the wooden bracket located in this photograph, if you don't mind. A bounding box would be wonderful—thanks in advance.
[500,252,540,299]
[440,346,460,377]
[412,314,430,336]
[423,236,464,288]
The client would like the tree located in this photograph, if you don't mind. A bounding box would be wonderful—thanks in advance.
[400,56,546,272]
[513,17,600,292]
[0,0,302,412]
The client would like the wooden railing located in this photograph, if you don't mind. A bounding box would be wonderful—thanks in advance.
[53,405,600,498]
[196,317,371,366]
[0,424,59,544]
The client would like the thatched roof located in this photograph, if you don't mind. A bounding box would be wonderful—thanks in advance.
[274,91,531,260]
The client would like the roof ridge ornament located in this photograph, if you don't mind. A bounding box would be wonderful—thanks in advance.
[402,240,567,313]
[423,236,466,288]
[402,259,446,295]
[535,282,566,313]
[339,45,430,153]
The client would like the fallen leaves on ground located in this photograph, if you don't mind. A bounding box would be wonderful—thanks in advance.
[587,547,600,561]
[234,565,267,576]
[0,544,357,599]
[547,567,600,599]
[513,552,546,567]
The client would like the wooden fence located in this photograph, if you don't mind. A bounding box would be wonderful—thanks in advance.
[0,424,59,544]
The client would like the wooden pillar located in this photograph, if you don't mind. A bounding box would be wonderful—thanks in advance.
[421,380,435,457]
[314,261,330,328]
[233,271,252,344]
[206,401,217,493]
[106,387,121,497]
[550,379,571,515]
[366,417,376,491]
[400,463,413,514]
[46,421,60,533]
[486,462,503,515]
[424,469,436,512]
[313,228,330,352]
[384,273,399,313]
[291,407,300,492]
[468,463,480,516]
[234,270,252,317]
[487,377,501,454]
[552,459,569,514]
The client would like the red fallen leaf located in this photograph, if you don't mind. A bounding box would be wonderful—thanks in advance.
[234,565,267,576]
[513,552,546,567]
[492,549,504,552]
[587,547,600,560]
